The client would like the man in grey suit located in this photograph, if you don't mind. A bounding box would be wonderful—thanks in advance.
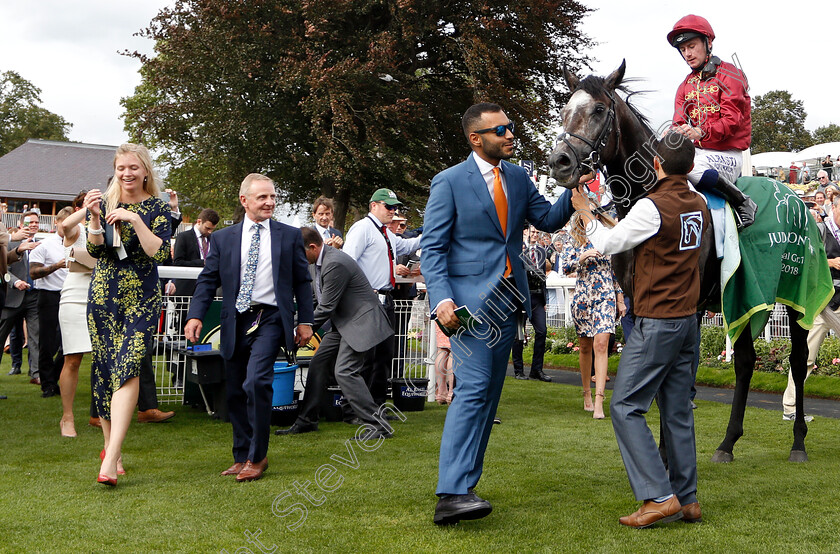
[277,227,396,439]
[0,212,43,381]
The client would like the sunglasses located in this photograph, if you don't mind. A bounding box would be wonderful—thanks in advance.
[398,223,407,228]
[377,202,397,211]
[474,122,515,137]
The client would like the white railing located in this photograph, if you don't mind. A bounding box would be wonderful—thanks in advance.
[392,298,432,383]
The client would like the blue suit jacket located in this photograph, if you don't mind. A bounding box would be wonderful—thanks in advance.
[421,155,573,317]
[187,219,315,360]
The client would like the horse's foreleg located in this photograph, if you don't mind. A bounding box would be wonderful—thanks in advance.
[787,307,809,462]
[712,330,754,463]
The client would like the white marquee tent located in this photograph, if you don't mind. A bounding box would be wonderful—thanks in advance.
[793,142,840,163]
[751,151,796,168]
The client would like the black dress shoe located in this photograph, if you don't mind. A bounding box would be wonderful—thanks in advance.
[493,417,501,424]
[275,422,318,435]
[529,371,552,382]
[514,372,528,380]
[7,367,21,376]
[41,387,60,398]
[345,417,365,426]
[434,493,493,525]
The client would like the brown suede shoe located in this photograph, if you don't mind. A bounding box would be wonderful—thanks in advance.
[88,417,102,428]
[619,496,683,528]
[236,458,268,482]
[220,462,247,476]
[681,502,702,523]
[137,408,175,423]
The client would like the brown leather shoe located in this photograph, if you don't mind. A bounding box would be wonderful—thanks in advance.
[137,408,175,423]
[619,496,683,528]
[88,417,102,428]
[681,502,702,523]
[236,458,268,482]
[220,462,246,476]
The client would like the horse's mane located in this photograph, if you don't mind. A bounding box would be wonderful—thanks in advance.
[576,75,655,137]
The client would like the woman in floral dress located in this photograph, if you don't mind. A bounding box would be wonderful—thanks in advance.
[85,143,171,485]
[562,215,625,419]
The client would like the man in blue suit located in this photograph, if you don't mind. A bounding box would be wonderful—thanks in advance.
[421,103,574,524]
[185,174,314,482]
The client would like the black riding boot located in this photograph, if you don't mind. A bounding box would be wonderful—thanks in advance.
[697,170,757,231]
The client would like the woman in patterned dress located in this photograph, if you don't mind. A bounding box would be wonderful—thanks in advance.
[562,215,625,419]
[84,144,171,485]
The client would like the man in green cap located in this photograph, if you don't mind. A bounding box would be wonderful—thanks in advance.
[343,188,422,407]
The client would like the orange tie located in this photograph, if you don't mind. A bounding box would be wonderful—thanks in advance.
[493,167,512,277]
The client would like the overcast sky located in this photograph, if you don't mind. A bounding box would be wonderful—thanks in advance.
[0,0,834,149]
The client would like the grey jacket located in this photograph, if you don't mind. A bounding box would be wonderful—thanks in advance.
[313,245,393,352]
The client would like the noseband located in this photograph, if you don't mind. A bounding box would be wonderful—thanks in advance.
[556,89,620,178]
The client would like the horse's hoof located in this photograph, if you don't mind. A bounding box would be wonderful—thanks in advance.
[788,450,808,463]
[711,450,734,463]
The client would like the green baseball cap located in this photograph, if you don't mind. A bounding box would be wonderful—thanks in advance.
[369,188,403,206]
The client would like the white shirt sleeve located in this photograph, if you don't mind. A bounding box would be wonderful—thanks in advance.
[342,222,367,262]
[588,198,661,255]
[394,234,422,256]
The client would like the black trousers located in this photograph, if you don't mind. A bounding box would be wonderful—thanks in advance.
[511,291,548,374]
[37,289,62,391]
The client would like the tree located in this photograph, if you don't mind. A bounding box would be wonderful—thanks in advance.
[812,124,840,145]
[122,0,592,228]
[0,71,72,157]
[750,90,811,154]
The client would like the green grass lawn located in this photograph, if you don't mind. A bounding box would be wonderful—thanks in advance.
[2,357,840,553]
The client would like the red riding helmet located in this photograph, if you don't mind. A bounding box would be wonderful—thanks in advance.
[667,14,715,48]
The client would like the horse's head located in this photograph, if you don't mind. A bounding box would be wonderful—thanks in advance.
[548,60,627,189]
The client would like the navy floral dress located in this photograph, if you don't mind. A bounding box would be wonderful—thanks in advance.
[87,197,171,418]
[561,239,622,337]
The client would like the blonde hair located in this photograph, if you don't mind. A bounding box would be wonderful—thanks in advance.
[104,143,160,212]
[56,206,74,222]
[239,173,274,198]
[570,214,588,247]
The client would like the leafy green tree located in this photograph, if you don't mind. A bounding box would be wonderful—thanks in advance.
[750,90,811,154]
[812,124,840,145]
[0,71,72,156]
[122,0,592,227]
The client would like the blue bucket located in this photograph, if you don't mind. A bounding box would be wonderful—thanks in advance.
[272,362,298,406]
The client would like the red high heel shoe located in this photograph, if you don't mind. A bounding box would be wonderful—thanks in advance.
[100,449,126,475]
[97,474,117,486]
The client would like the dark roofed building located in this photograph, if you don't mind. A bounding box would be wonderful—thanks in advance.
[0,139,116,228]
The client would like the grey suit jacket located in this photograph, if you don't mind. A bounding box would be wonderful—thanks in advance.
[4,240,31,310]
[313,245,393,353]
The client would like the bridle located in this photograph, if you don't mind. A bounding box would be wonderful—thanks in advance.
[556,87,658,212]
[556,89,620,179]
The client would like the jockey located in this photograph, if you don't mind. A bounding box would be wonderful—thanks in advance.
[668,14,757,230]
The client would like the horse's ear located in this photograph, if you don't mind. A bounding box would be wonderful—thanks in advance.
[604,59,627,90]
[562,64,580,92]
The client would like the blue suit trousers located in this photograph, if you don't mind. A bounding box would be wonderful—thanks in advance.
[436,281,520,495]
